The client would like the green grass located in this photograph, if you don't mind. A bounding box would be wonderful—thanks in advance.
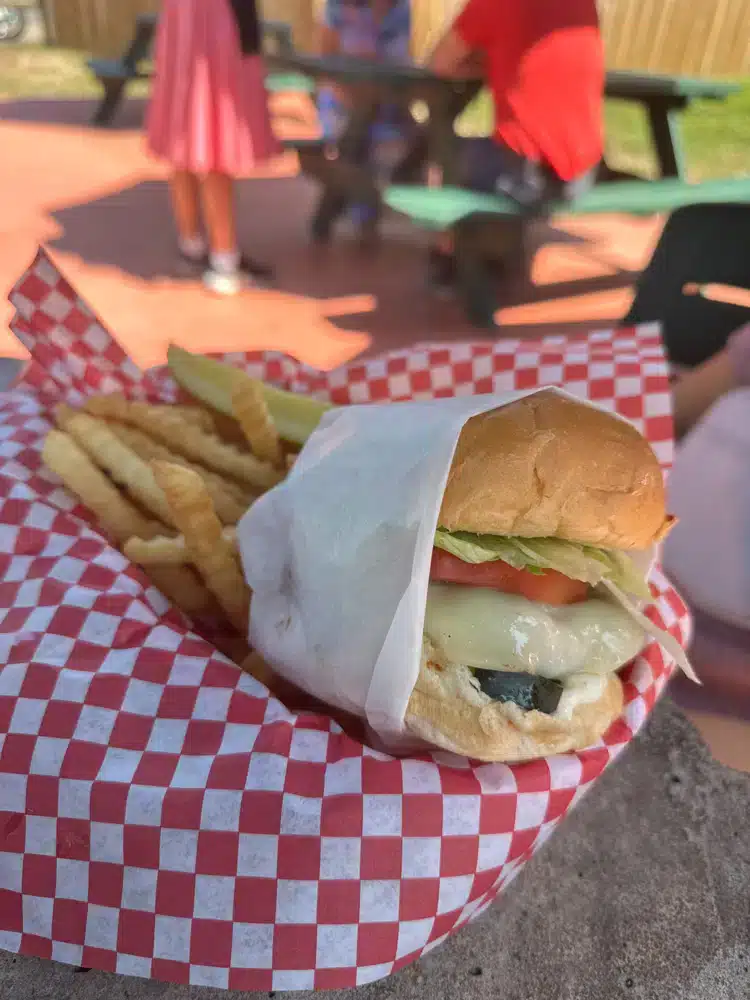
[604,87,750,180]
[457,82,750,181]
[0,44,149,100]
[1,45,749,180]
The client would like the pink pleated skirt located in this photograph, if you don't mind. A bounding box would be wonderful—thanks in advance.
[146,0,280,178]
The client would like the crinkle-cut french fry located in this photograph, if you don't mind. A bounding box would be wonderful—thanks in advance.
[106,422,253,525]
[42,430,155,544]
[106,421,255,507]
[124,528,237,567]
[55,405,175,528]
[155,404,215,432]
[42,431,214,618]
[84,394,282,491]
[231,371,284,467]
[152,461,251,632]
[145,565,216,617]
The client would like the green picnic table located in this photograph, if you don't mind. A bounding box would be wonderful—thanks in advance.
[266,50,482,241]
[604,70,740,179]
[271,51,742,235]
[270,51,746,326]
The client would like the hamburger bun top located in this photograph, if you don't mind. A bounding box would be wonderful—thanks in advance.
[439,390,670,550]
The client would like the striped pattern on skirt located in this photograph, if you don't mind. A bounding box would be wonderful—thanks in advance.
[146,0,280,178]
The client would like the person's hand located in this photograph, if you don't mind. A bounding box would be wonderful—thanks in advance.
[671,326,750,438]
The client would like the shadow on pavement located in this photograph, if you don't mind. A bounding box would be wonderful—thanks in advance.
[44,173,636,353]
[0,96,148,130]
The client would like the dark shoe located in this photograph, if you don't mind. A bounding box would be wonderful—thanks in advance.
[239,253,274,283]
[311,191,348,245]
[427,249,457,297]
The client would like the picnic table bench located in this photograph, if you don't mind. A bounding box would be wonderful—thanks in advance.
[87,15,314,127]
[385,176,750,326]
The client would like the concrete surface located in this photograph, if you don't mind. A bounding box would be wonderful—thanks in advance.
[0,698,747,1000]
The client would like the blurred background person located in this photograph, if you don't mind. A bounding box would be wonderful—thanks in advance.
[311,0,415,243]
[665,323,750,718]
[147,0,279,295]
[426,0,605,292]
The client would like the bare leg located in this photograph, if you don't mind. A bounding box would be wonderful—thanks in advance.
[200,171,237,254]
[200,170,273,282]
[169,170,203,242]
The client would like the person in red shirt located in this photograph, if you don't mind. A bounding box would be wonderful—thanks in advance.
[426,0,605,290]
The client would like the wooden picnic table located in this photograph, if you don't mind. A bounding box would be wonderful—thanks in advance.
[268,50,741,248]
[276,52,741,178]
[268,50,479,177]
[266,51,481,239]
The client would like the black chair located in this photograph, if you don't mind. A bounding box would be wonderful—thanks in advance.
[625,203,750,368]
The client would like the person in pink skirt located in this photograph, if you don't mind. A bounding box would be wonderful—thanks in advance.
[147,0,280,295]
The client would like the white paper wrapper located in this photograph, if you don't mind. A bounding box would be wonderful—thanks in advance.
[240,387,623,744]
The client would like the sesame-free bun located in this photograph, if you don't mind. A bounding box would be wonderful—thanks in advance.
[439,390,670,550]
[406,653,624,763]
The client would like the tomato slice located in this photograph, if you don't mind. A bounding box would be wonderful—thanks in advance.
[429,549,589,605]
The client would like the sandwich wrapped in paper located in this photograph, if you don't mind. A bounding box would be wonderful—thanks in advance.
[238,388,695,762]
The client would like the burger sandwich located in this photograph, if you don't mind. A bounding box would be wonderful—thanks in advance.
[406,390,695,762]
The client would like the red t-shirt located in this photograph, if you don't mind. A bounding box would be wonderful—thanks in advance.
[454,0,604,180]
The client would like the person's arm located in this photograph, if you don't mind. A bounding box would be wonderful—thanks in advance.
[318,23,341,56]
[428,27,475,78]
[317,0,341,56]
[428,0,495,77]
[672,325,750,438]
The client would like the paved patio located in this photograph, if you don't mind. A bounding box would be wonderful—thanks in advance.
[0,93,660,370]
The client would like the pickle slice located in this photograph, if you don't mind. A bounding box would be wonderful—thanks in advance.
[167,344,332,445]
[473,669,563,714]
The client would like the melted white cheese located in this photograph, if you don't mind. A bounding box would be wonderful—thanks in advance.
[423,583,646,680]
[554,673,608,719]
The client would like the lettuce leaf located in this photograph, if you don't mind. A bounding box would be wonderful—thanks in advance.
[434,529,651,600]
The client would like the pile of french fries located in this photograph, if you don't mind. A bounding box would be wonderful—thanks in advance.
[40,349,329,680]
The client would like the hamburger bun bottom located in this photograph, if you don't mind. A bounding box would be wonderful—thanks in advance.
[406,650,624,763]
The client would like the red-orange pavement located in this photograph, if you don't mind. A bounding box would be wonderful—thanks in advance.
[0,94,663,372]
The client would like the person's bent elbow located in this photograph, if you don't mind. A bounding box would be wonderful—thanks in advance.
[428,28,473,78]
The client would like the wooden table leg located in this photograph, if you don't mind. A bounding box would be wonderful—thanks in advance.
[305,96,382,241]
[646,100,687,179]
[424,101,502,326]
[299,144,380,243]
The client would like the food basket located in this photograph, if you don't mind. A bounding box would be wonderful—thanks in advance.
[0,249,690,991]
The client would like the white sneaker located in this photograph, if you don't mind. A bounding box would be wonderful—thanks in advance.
[202,268,247,297]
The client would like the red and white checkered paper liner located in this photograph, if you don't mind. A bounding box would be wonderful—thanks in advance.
[0,249,690,991]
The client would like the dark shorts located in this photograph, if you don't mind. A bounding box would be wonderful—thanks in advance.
[458,137,597,210]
